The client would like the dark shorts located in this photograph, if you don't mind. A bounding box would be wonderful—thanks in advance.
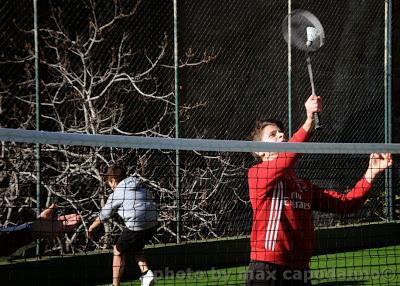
[115,226,157,255]
[246,260,312,286]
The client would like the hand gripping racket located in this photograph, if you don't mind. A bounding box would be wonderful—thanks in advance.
[282,9,325,130]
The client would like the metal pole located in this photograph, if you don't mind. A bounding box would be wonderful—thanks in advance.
[173,0,181,243]
[287,0,292,137]
[33,0,42,255]
[384,0,393,221]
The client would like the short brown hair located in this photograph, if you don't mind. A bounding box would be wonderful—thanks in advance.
[104,164,127,184]
[251,119,284,141]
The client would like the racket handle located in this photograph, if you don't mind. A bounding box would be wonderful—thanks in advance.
[314,112,322,130]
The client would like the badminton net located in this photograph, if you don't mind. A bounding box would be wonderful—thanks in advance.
[0,127,399,285]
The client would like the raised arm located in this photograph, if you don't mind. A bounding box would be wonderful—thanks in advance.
[301,94,321,133]
[248,95,321,196]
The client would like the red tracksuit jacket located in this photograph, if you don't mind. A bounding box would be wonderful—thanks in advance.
[248,127,372,269]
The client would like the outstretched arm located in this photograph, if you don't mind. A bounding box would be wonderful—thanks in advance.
[31,204,81,239]
[87,190,125,238]
[364,153,393,183]
[313,153,393,213]
[0,204,81,256]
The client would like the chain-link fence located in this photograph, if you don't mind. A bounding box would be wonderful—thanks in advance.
[0,0,397,253]
[1,1,391,139]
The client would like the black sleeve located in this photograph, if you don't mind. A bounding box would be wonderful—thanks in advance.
[0,223,34,256]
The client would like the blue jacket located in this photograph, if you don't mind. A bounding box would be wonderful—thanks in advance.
[99,177,158,231]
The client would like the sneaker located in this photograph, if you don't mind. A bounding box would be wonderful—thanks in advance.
[140,270,154,286]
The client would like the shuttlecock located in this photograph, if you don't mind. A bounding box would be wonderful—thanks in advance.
[306,26,318,47]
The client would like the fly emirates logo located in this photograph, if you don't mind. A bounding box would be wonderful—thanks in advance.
[284,192,311,210]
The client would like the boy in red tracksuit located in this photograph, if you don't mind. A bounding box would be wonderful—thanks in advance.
[246,95,393,285]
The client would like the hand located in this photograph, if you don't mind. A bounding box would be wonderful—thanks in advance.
[304,94,322,121]
[302,94,322,132]
[87,217,102,239]
[365,153,393,183]
[87,227,95,239]
[32,204,81,239]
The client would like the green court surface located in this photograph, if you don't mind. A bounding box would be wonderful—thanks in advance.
[105,245,400,286]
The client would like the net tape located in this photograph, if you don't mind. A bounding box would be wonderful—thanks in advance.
[0,128,399,154]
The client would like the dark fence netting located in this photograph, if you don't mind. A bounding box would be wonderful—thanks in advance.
[0,0,398,258]
[178,0,394,229]
[1,0,177,136]
[0,2,35,129]
[179,0,386,143]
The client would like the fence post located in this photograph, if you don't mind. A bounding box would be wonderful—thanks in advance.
[384,0,393,221]
[173,0,181,243]
[33,0,42,255]
[287,0,292,137]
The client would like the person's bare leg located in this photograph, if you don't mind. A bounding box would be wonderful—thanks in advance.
[113,245,125,286]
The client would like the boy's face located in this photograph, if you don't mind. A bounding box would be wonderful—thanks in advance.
[260,124,286,143]
[256,124,286,161]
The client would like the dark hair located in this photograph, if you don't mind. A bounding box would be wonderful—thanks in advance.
[250,119,284,141]
[104,165,127,184]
